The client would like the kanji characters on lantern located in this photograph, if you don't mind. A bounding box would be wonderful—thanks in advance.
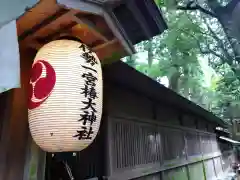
[28,39,103,152]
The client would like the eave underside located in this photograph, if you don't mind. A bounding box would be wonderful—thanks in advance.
[17,0,132,62]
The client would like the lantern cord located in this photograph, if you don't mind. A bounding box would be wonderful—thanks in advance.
[64,161,75,180]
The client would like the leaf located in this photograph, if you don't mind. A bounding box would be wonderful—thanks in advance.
[155,0,178,9]
[176,14,191,29]
[131,2,240,120]
[155,0,164,7]
[163,29,179,49]
[166,66,179,77]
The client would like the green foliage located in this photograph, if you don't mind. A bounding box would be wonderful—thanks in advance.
[155,0,179,9]
[125,0,240,122]
[135,62,164,78]
[125,56,137,68]
[155,0,164,7]
[213,63,240,119]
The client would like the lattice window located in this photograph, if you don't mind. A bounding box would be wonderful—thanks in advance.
[112,119,163,170]
[140,125,162,165]
[214,157,223,176]
[210,135,219,152]
[162,128,186,161]
[188,162,205,180]
[185,132,201,156]
[200,134,212,154]
[204,159,216,180]
[221,157,229,171]
[111,117,220,174]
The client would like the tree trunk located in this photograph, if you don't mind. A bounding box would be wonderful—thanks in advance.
[169,71,180,92]
[169,49,180,92]
[208,0,240,62]
[125,55,136,68]
[218,14,240,62]
[232,2,240,44]
[147,38,153,67]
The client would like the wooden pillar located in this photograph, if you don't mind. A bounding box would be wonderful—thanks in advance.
[0,48,38,180]
[0,91,13,180]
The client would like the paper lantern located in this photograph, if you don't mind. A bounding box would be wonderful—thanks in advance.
[28,39,103,152]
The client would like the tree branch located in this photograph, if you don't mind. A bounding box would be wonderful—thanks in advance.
[179,27,226,60]
[179,22,240,78]
[177,1,217,17]
[200,46,225,60]
[206,0,223,14]
[203,17,234,64]
[225,0,240,13]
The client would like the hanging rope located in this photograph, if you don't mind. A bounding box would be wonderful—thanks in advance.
[51,152,76,180]
[64,161,74,180]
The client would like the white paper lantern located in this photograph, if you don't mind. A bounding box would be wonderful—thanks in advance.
[28,39,103,152]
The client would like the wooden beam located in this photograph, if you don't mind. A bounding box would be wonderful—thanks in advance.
[17,0,59,35]
[20,39,42,50]
[95,40,125,60]
[70,24,101,46]
[31,10,79,39]
[18,8,69,41]
[19,9,79,46]
[92,38,118,51]
[57,0,103,15]
[29,40,42,50]
[71,15,108,42]
[102,11,135,55]
[35,22,77,44]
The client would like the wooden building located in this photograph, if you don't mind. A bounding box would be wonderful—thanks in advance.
[0,0,235,180]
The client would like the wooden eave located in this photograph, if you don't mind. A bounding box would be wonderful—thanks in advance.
[17,0,130,62]
[104,61,228,128]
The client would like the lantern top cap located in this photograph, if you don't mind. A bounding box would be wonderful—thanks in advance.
[56,36,83,43]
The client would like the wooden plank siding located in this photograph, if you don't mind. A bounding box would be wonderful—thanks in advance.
[0,48,38,180]
[104,79,232,180]
[101,62,231,180]
[0,91,13,180]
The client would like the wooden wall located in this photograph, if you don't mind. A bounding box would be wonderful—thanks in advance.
[105,82,217,131]
[104,80,230,180]
[0,48,36,180]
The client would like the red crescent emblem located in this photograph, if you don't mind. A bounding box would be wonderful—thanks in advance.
[28,60,56,110]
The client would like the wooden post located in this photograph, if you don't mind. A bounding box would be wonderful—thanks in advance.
[0,48,41,180]
[0,91,13,180]
[23,133,46,180]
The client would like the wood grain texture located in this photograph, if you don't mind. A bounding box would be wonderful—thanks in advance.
[0,48,35,180]
[17,0,127,61]
[0,91,13,180]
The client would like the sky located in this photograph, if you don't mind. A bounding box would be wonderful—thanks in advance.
[198,56,217,87]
